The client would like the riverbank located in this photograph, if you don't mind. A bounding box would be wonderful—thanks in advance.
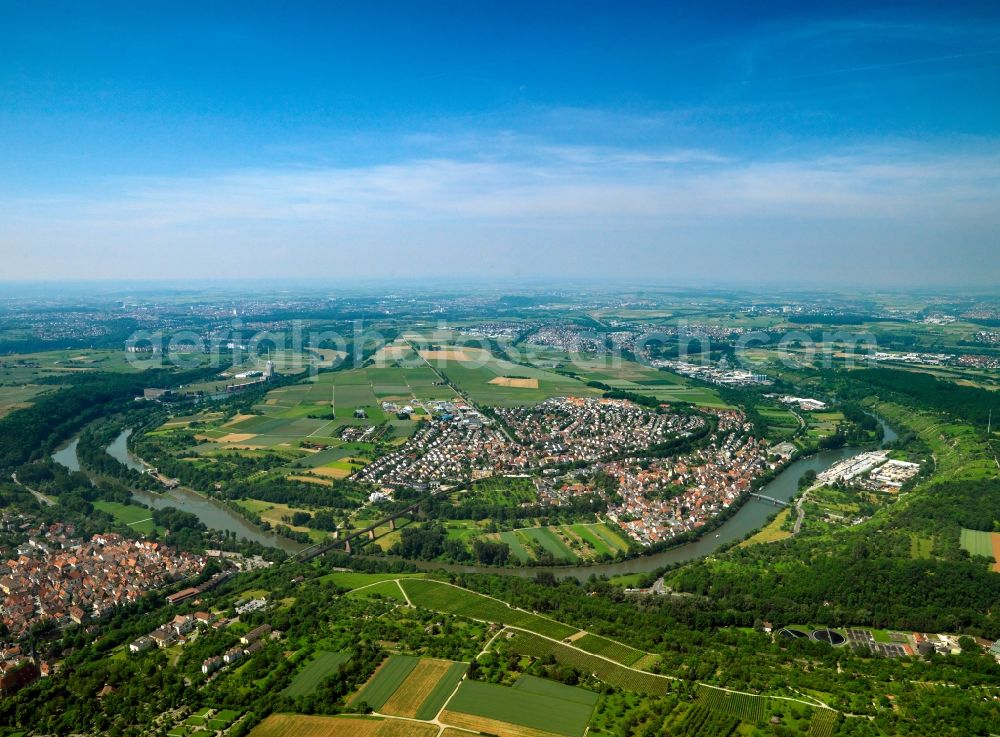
[53,416,898,575]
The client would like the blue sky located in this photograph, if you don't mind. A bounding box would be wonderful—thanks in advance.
[2,1,999,285]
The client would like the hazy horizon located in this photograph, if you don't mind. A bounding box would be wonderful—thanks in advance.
[2,1,999,286]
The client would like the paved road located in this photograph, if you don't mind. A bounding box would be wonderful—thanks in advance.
[11,472,55,506]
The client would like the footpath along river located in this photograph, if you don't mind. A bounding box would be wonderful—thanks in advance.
[53,418,897,575]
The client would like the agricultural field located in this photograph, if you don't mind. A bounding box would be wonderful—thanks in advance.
[249,714,437,737]
[283,651,350,698]
[400,579,578,640]
[0,384,50,418]
[672,704,739,737]
[431,346,602,406]
[502,631,672,696]
[487,523,630,564]
[351,655,420,709]
[959,528,1000,571]
[380,659,468,719]
[807,708,839,737]
[321,570,427,589]
[695,684,819,731]
[0,349,156,385]
[234,499,331,542]
[514,348,728,407]
[759,406,801,440]
[805,411,845,441]
[441,677,596,737]
[462,475,537,506]
[572,633,648,666]
[346,579,406,601]
[739,508,793,547]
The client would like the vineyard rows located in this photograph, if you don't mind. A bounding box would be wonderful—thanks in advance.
[696,685,771,724]
[400,580,578,640]
[807,708,838,737]
[503,631,672,696]
[573,633,647,666]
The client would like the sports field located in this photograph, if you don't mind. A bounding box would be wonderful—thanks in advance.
[442,677,596,737]
[400,579,578,640]
[93,501,158,534]
[249,714,437,737]
[283,651,350,698]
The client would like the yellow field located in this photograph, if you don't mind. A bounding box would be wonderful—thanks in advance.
[489,376,539,389]
[440,711,565,737]
[285,474,332,486]
[419,349,474,361]
[739,508,792,547]
[250,714,438,737]
[224,413,257,426]
[313,465,351,478]
[219,432,257,443]
[380,658,455,718]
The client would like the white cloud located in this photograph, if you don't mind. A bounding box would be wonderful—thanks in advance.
[2,138,999,283]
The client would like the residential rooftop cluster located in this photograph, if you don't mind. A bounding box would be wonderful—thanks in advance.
[353,413,512,487]
[496,397,704,462]
[603,409,772,545]
[356,397,700,488]
[0,530,205,640]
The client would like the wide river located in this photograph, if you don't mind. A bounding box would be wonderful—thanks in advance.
[53,418,897,575]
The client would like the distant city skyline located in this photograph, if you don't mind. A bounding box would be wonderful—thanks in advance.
[2,1,999,285]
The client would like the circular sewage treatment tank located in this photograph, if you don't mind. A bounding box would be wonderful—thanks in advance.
[778,628,809,640]
[811,629,846,645]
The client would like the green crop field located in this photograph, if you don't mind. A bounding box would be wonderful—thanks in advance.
[347,580,406,601]
[511,674,599,706]
[319,571,426,588]
[498,530,532,562]
[573,633,646,666]
[443,678,595,737]
[351,655,420,709]
[413,661,468,720]
[522,526,578,562]
[959,528,996,560]
[283,651,350,698]
[586,522,632,552]
[400,579,578,640]
[503,631,672,696]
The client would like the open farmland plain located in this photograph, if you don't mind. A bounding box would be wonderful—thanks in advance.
[959,528,1000,571]
[380,659,468,719]
[441,677,596,737]
[249,714,438,737]
[351,655,420,709]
